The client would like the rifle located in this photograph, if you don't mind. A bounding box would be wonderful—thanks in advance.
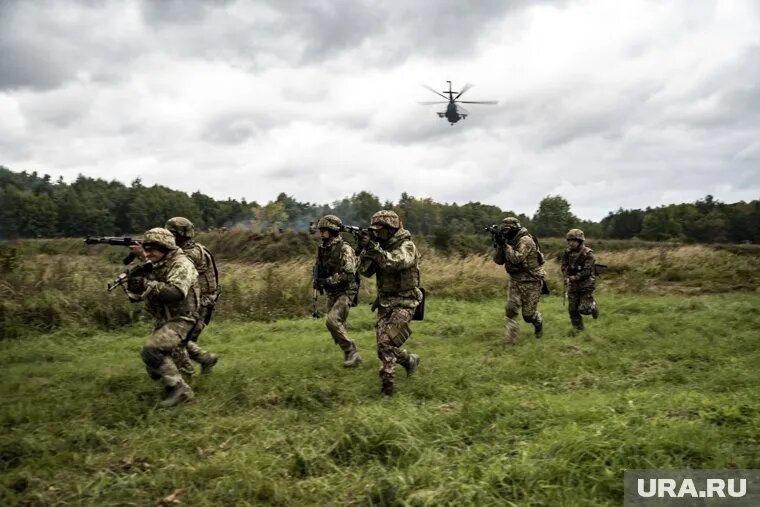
[483,224,508,247]
[107,261,153,292]
[339,224,375,254]
[311,263,323,318]
[84,236,142,265]
[563,278,568,307]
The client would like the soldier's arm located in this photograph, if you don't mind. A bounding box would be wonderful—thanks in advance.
[492,245,506,265]
[146,259,197,301]
[358,254,377,277]
[363,240,417,271]
[505,236,533,264]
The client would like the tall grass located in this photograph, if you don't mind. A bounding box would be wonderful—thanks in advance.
[2,236,760,338]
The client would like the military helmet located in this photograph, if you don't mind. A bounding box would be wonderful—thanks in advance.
[566,228,585,241]
[142,227,177,251]
[500,216,522,230]
[317,214,342,232]
[370,210,401,229]
[165,217,195,239]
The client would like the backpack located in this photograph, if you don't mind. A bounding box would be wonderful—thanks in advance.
[530,233,546,266]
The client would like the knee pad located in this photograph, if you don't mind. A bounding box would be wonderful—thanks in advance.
[141,346,166,369]
[522,313,536,323]
[506,305,519,319]
[386,321,412,348]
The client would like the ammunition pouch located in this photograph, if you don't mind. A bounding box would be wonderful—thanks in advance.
[387,321,412,348]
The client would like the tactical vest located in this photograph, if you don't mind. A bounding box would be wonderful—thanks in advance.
[563,246,593,275]
[505,229,542,276]
[145,249,200,324]
[376,233,420,294]
[317,238,359,292]
[183,240,219,299]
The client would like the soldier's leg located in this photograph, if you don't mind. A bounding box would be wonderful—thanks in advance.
[171,345,194,384]
[505,280,521,344]
[325,294,362,367]
[187,306,219,373]
[519,281,543,338]
[567,292,584,330]
[376,306,415,395]
[141,322,195,405]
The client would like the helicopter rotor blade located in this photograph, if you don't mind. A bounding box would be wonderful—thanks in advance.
[454,82,473,100]
[459,100,498,105]
[418,101,449,105]
[420,83,449,100]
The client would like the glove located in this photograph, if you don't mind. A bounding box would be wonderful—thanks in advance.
[127,275,146,294]
[357,231,371,250]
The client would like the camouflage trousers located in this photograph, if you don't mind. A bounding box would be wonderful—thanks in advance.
[376,306,415,384]
[505,279,543,343]
[142,320,195,388]
[568,290,597,330]
[326,293,356,353]
[184,304,215,364]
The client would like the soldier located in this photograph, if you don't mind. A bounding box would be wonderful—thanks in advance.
[125,228,200,408]
[492,216,546,344]
[561,228,599,331]
[165,217,220,374]
[358,210,422,397]
[313,215,363,368]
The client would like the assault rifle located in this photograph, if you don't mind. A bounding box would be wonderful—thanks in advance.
[340,224,376,254]
[484,224,508,247]
[84,236,141,265]
[107,260,153,292]
[312,264,323,318]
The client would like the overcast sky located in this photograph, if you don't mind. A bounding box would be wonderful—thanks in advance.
[1,0,758,220]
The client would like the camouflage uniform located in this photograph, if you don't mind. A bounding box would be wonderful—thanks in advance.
[166,217,220,374]
[492,217,546,344]
[126,228,200,407]
[314,215,361,366]
[359,211,422,395]
[561,229,598,330]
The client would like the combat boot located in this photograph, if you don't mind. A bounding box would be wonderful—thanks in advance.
[343,349,363,368]
[159,382,194,408]
[534,320,544,339]
[381,380,395,397]
[571,317,584,332]
[200,353,218,374]
[591,306,599,320]
[401,354,420,377]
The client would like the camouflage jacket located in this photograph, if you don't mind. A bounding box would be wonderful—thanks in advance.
[561,245,596,292]
[127,249,200,326]
[492,228,546,282]
[359,228,423,309]
[313,236,359,296]
[179,239,220,306]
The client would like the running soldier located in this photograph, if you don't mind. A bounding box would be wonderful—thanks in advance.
[313,215,362,367]
[561,228,599,331]
[125,228,200,408]
[165,217,220,374]
[492,217,546,344]
[358,210,422,397]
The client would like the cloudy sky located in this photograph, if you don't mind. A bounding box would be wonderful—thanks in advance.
[1,0,758,220]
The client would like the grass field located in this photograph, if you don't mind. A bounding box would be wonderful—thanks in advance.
[2,293,759,506]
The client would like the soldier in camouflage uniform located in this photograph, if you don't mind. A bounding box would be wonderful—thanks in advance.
[561,228,599,331]
[358,210,422,397]
[125,228,200,408]
[313,215,363,368]
[165,217,220,374]
[492,217,546,344]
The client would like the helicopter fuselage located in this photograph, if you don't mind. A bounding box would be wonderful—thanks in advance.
[438,101,464,124]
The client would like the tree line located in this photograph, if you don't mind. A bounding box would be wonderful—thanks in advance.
[1,166,758,244]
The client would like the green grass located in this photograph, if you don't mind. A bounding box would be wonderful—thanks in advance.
[1,293,759,506]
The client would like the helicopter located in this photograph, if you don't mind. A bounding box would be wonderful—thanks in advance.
[419,81,498,125]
